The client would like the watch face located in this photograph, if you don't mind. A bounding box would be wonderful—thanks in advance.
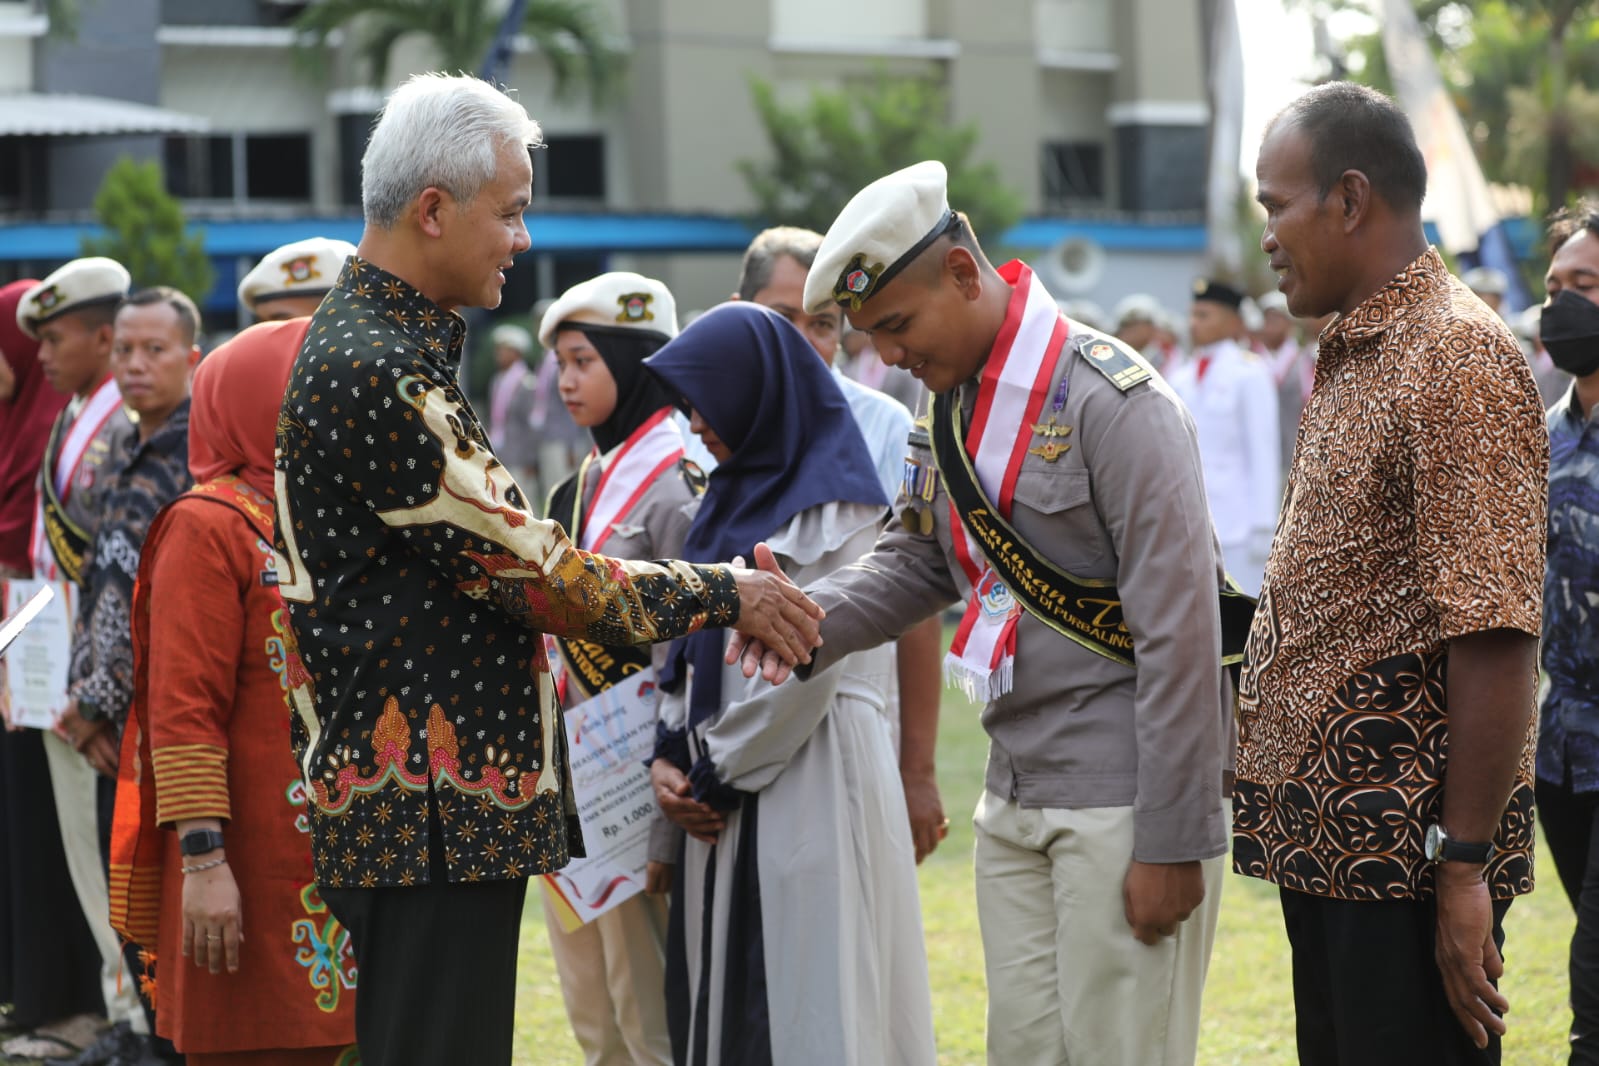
[1424,823,1443,861]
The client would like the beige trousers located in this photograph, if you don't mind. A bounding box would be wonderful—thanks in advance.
[41,730,146,1031]
[540,886,672,1066]
[973,792,1224,1066]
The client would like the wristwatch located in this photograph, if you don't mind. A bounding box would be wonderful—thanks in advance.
[1424,823,1494,865]
[179,828,226,857]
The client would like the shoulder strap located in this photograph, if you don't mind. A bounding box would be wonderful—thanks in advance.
[1072,332,1152,392]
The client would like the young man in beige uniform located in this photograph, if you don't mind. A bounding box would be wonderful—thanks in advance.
[16,257,148,1059]
[734,161,1245,1066]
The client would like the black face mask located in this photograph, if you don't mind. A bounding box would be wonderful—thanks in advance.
[1541,289,1599,377]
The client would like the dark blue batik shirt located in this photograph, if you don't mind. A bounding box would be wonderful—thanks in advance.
[1538,385,1599,791]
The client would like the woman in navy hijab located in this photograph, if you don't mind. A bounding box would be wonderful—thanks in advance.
[643,302,936,1066]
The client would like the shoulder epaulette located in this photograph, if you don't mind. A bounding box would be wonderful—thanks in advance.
[679,457,709,496]
[1073,332,1152,393]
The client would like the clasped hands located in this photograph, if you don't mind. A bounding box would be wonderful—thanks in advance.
[54,700,118,778]
[727,543,823,676]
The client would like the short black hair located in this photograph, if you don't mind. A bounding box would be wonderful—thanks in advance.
[1271,81,1428,213]
[907,210,985,288]
[1547,198,1599,259]
[70,300,120,332]
[118,286,201,346]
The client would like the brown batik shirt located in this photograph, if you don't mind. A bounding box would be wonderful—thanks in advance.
[1233,248,1547,902]
[275,257,741,889]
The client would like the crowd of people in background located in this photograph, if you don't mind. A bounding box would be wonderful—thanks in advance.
[0,69,1594,1066]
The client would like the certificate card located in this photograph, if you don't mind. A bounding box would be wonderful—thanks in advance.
[1,579,73,730]
[542,669,661,930]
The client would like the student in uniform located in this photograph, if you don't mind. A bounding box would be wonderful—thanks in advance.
[12,258,150,1062]
[644,301,937,1066]
[237,238,358,324]
[731,161,1244,1066]
[1167,279,1280,596]
[537,272,694,1066]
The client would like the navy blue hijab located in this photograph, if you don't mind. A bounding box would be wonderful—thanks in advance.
[644,301,886,729]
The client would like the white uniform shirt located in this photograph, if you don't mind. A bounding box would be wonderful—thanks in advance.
[1167,339,1280,590]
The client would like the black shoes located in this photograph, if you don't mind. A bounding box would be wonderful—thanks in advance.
[43,1021,179,1066]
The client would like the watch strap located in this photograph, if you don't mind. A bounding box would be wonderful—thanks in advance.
[179,828,226,856]
[1438,836,1494,864]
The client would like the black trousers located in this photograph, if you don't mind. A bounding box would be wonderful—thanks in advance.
[1538,774,1599,1064]
[1279,887,1510,1066]
[321,807,529,1066]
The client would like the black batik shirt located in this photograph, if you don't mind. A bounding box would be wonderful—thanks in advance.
[274,257,739,889]
[69,400,191,728]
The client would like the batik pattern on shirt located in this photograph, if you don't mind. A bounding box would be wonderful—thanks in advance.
[274,257,740,889]
[69,401,191,726]
[1232,249,1547,902]
[1538,389,1599,792]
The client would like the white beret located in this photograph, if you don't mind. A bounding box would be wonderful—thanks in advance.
[1061,299,1108,334]
[237,237,358,310]
[16,257,130,338]
[538,271,677,350]
[803,160,954,315]
[491,323,533,353]
[1257,290,1291,316]
[1112,293,1163,328]
[1461,266,1508,297]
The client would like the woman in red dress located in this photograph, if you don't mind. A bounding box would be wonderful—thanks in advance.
[110,318,359,1065]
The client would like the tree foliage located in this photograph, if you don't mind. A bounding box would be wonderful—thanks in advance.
[1317,0,1599,213]
[292,0,624,103]
[738,75,1024,247]
[80,158,215,306]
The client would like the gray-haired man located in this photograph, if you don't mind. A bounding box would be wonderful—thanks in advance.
[272,73,823,1065]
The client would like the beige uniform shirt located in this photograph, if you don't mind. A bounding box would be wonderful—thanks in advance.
[805,335,1234,863]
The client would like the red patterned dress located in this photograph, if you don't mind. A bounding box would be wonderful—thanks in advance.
[111,477,358,1064]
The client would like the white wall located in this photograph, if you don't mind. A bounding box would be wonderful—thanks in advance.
[1035,0,1113,53]
[771,0,927,41]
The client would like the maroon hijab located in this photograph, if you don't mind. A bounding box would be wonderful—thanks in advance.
[0,280,70,575]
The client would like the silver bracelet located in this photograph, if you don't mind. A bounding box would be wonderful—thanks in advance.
[181,856,228,875]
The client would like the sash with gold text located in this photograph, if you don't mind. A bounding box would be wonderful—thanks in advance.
[32,376,123,584]
[932,283,1258,672]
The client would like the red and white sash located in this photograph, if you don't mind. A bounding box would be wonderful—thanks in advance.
[31,376,123,579]
[580,409,684,555]
[944,262,1070,701]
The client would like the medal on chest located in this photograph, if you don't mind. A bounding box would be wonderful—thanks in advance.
[900,449,940,535]
[1027,376,1072,463]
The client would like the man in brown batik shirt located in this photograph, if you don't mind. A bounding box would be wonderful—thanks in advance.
[1237,82,1546,1066]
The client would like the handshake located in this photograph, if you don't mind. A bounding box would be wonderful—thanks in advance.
[726,543,823,684]
[729,543,818,684]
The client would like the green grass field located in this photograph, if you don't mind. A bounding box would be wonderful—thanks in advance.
[513,684,1578,1065]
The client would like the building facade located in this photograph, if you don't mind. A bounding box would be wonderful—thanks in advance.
[0,0,1213,330]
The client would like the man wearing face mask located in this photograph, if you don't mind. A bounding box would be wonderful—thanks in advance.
[1533,200,1599,1065]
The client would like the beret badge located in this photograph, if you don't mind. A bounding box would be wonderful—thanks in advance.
[833,253,885,312]
[33,285,62,312]
[616,292,654,323]
[281,257,320,285]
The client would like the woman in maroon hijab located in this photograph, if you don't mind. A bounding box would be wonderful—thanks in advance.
[0,278,69,578]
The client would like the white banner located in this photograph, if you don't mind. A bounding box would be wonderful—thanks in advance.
[1380,0,1500,255]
